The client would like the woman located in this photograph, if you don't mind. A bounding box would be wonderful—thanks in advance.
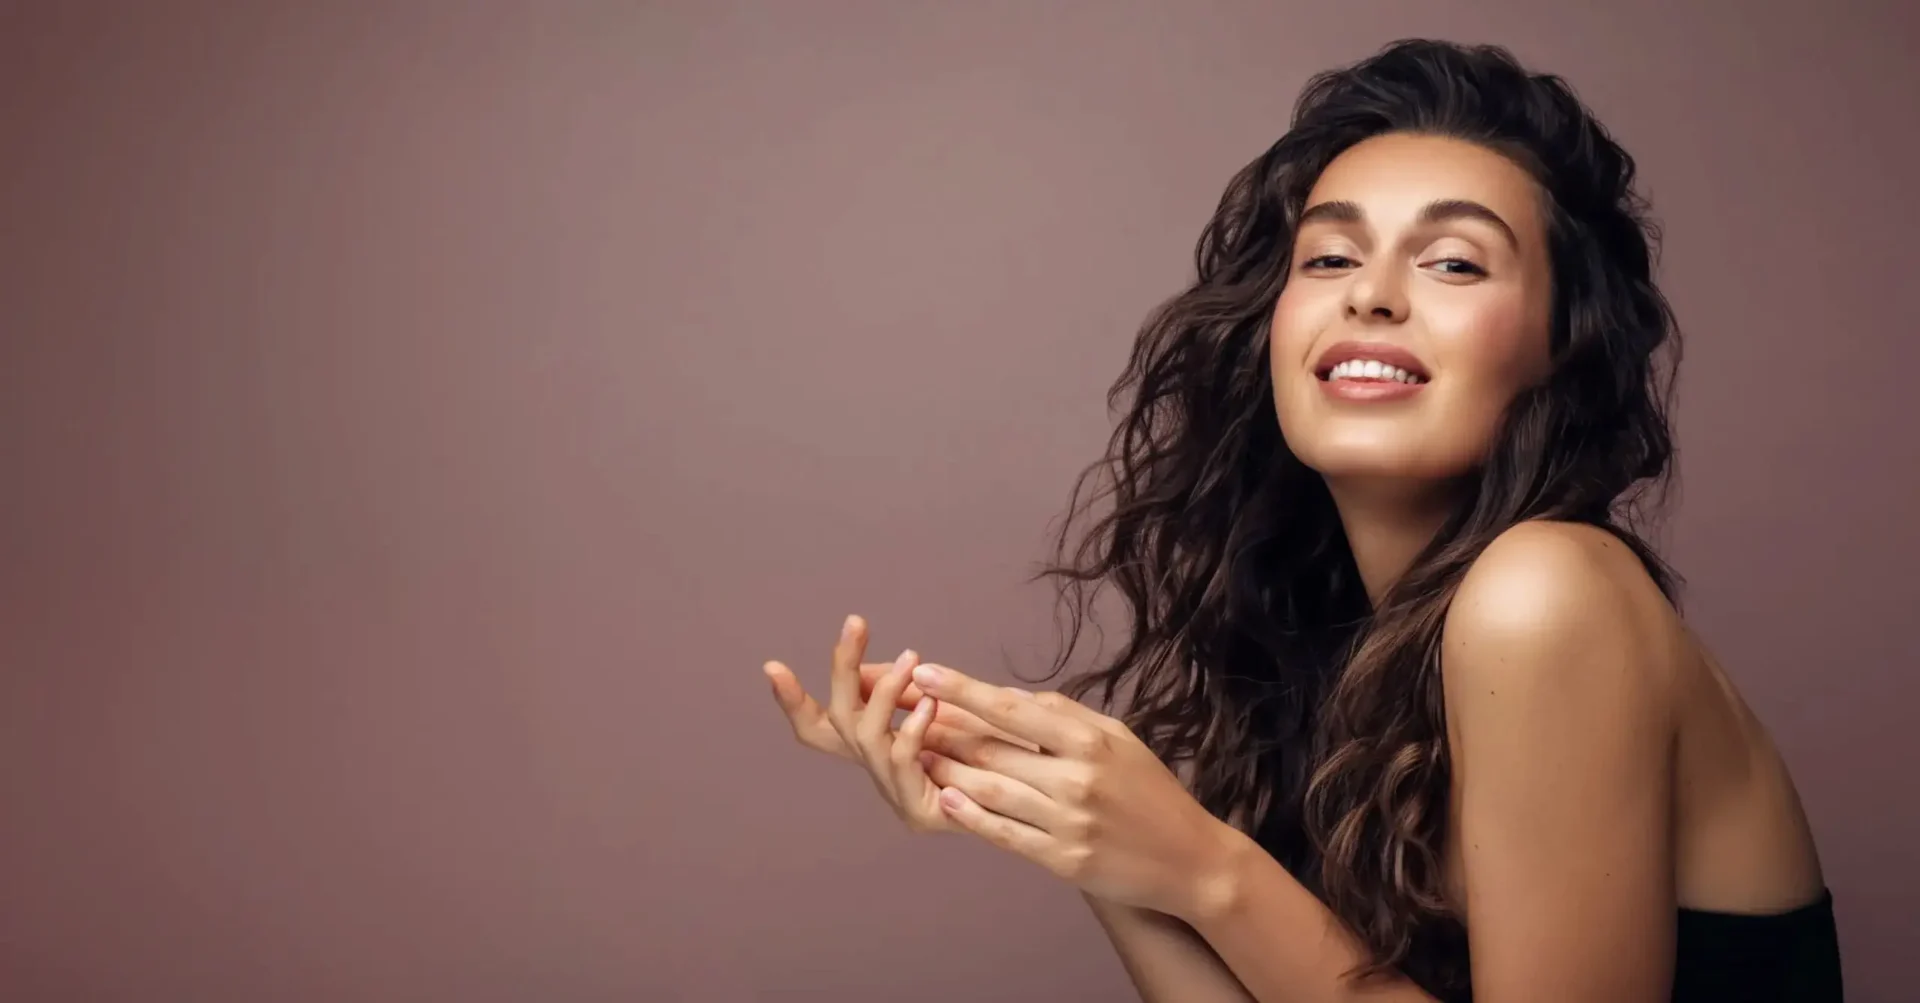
[763,39,1842,1002]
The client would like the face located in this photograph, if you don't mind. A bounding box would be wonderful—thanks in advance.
[1270,132,1555,491]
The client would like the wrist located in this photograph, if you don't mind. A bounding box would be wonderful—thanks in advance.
[1178,817,1257,927]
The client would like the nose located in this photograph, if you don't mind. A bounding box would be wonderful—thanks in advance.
[1343,266,1408,324]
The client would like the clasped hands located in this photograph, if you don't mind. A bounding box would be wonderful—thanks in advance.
[765,615,1246,923]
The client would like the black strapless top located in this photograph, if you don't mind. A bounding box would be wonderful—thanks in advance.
[1429,890,1845,1002]
[1253,833,1843,999]
[1670,889,1844,1002]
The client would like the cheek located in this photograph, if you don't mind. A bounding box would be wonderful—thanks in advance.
[1431,295,1548,397]
[1269,287,1311,368]
[1268,283,1333,390]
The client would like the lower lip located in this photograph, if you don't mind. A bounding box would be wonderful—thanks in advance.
[1318,377,1427,402]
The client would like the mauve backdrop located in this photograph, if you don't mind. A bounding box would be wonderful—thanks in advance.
[2,2,1915,1001]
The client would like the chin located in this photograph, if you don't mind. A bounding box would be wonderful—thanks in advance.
[1301,452,1432,485]
[1289,433,1478,489]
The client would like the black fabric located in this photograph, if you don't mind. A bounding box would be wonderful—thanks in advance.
[1402,892,1846,1001]
[1669,889,1845,1002]
[1252,816,1843,1001]
[1396,892,1845,1001]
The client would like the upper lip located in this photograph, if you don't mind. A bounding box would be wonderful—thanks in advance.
[1312,340,1431,380]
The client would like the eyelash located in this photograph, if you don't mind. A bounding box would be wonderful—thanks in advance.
[1300,255,1488,277]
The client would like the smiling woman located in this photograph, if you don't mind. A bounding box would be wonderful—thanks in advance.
[765,38,1842,1003]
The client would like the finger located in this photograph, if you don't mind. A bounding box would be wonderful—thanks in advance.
[857,649,919,773]
[920,728,1080,798]
[909,664,1103,757]
[1030,690,1130,737]
[859,661,1041,749]
[825,615,870,742]
[887,696,952,830]
[919,721,1038,763]
[932,702,1041,751]
[937,786,1059,870]
[921,710,1044,749]
[921,751,1072,834]
[860,661,929,707]
[763,661,852,758]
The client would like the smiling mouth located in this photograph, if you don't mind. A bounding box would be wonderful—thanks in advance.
[1318,359,1429,385]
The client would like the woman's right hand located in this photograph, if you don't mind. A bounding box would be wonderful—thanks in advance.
[763,615,986,832]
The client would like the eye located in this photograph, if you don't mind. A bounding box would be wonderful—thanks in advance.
[1428,257,1487,277]
[1300,255,1357,271]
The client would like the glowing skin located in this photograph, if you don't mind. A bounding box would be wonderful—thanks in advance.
[1268,132,1560,597]
[1272,133,1555,489]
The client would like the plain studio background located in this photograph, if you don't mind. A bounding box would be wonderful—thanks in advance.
[2,2,1915,1001]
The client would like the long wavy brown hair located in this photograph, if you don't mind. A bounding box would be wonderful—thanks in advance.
[1030,39,1682,999]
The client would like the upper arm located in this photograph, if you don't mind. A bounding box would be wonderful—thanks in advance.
[1442,523,1679,1003]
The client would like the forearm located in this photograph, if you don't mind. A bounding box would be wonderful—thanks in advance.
[1086,893,1258,1003]
[1185,831,1440,1003]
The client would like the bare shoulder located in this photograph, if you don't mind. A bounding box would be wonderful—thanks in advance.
[1442,520,1687,721]
[1450,520,1669,635]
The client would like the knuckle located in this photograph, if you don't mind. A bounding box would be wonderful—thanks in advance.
[1033,691,1070,711]
[1055,845,1092,879]
[1063,731,1102,760]
[955,735,990,762]
[990,693,1026,720]
[920,734,956,761]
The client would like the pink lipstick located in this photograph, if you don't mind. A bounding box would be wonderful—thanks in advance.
[1313,341,1430,402]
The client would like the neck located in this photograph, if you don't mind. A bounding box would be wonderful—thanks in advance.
[1324,478,1460,606]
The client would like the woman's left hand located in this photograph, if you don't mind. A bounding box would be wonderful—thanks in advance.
[906,662,1245,922]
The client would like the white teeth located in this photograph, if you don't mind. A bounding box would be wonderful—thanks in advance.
[1326,359,1425,384]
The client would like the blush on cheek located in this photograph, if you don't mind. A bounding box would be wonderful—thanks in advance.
[1448,303,1548,393]
[1270,273,1347,349]
[1478,297,1553,383]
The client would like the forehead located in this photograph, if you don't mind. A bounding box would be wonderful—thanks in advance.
[1302,133,1543,233]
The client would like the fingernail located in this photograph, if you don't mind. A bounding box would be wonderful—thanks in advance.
[1009,687,1034,698]
[912,696,934,719]
[893,649,917,673]
[939,787,966,811]
[841,615,859,640]
[911,664,943,689]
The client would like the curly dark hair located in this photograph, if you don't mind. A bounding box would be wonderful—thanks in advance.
[1032,38,1682,998]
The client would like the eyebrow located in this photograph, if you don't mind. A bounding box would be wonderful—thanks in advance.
[1296,198,1519,250]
